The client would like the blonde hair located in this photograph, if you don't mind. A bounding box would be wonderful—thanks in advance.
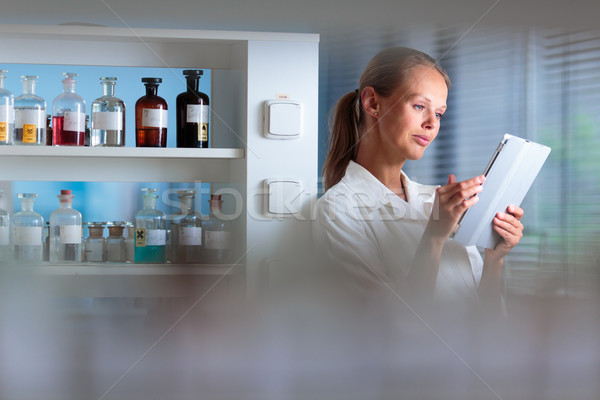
[322,47,450,191]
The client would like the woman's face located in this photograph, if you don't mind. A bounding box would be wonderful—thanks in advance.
[374,66,448,162]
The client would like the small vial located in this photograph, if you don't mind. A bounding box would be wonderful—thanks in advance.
[84,222,106,263]
[106,221,126,263]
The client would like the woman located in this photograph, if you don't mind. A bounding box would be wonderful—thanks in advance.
[313,47,523,312]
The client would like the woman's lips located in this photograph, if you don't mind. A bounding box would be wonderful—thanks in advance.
[414,135,430,146]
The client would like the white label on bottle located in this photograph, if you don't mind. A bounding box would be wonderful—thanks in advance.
[205,231,231,250]
[179,226,202,246]
[64,111,86,132]
[145,229,166,246]
[13,226,42,246]
[15,109,44,128]
[0,104,14,123]
[0,225,9,245]
[92,111,123,130]
[142,108,168,128]
[60,225,82,244]
[186,105,209,124]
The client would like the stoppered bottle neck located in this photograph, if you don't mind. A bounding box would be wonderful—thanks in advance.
[62,72,78,93]
[87,223,105,238]
[18,193,37,212]
[57,189,74,208]
[177,190,196,212]
[100,77,117,97]
[208,194,223,214]
[21,75,39,95]
[142,188,159,210]
[183,70,203,92]
[142,77,162,97]
[0,70,6,89]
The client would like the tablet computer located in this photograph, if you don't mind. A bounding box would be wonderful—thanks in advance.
[452,134,551,249]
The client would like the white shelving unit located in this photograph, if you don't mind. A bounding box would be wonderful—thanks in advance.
[0,24,320,296]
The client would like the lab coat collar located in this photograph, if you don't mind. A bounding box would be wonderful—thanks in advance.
[342,161,437,220]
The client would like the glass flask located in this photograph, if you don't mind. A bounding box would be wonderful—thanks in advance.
[52,72,86,146]
[84,222,105,263]
[0,70,15,145]
[0,190,10,260]
[135,78,167,147]
[91,77,126,147]
[12,193,44,263]
[202,194,232,264]
[176,70,209,148]
[170,189,203,264]
[125,222,135,263]
[134,188,166,263]
[106,221,126,263]
[14,75,46,145]
[49,189,83,263]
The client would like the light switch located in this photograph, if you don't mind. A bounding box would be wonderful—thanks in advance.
[265,179,302,215]
[263,100,302,139]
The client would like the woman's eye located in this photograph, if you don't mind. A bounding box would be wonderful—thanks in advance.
[414,105,424,110]
[436,113,444,119]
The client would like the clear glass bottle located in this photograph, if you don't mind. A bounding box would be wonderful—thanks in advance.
[176,70,209,148]
[125,222,135,263]
[49,189,83,263]
[106,221,126,263]
[12,193,44,263]
[14,75,46,145]
[135,78,167,147]
[202,194,232,264]
[84,222,105,263]
[134,188,166,263]
[91,77,126,147]
[52,72,86,146]
[0,190,10,260]
[0,70,15,145]
[170,189,203,264]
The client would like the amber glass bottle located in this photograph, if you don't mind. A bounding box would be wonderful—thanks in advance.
[135,77,167,147]
[176,70,209,148]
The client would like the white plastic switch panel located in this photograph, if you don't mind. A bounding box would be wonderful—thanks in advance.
[263,99,302,139]
[264,179,302,215]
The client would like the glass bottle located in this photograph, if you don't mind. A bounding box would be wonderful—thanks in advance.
[91,77,126,147]
[52,72,85,146]
[12,193,44,263]
[125,222,135,263]
[171,189,203,264]
[106,221,126,263]
[202,194,232,264]
[49,189,83,263]
[176,70,209,148]
[84,222,105,263]
[134,188,166,263]
[0,190,10,260]
[46,114,53,145]
[14,75,46,145]
[0,70,15,145]
[135,78,167,147]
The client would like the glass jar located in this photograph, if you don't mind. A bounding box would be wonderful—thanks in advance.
[12,193,44,263]
[49,189,83,263]
[0,70,15,145]
[134,188,166,263]
[135,77,167,147]
[171,189,203,264]
[14,75,46,145]
[91,77,126,147]
[0,190,10,259]
[125,222,135,263]
[52,72,86,146]
[202,194,232,264]
[106,221,126,263]
[176,70,209,148]
[84,222,105,263]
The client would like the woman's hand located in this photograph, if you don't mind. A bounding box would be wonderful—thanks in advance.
[485,205,524,262]
[425,174,485,240]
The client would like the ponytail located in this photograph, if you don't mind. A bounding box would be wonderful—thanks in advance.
[322,90,362,191]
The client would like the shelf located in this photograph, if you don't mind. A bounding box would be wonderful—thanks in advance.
[31,262,240,276]
[0,146,245,182]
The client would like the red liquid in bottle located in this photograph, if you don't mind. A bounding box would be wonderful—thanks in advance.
[53,116,85,146]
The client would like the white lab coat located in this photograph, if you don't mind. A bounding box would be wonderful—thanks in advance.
[313,161,483,302]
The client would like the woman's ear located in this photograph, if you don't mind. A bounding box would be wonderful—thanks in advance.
[360,86,380,118]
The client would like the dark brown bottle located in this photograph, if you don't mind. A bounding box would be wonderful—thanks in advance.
[135,77,167,147]
[176,70,209,148]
